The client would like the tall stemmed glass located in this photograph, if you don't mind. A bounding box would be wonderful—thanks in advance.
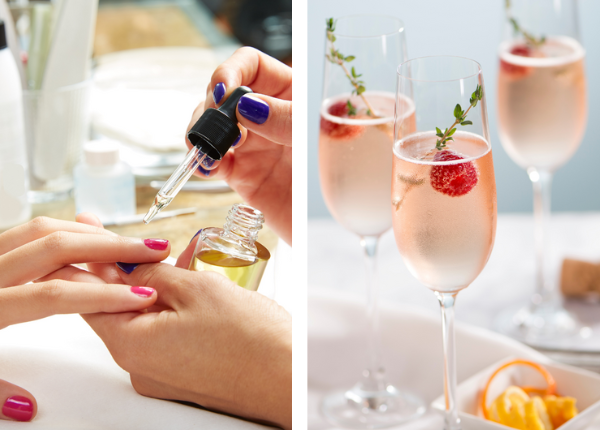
[318,15,425,429]
[393,56,497,430]
[494,0,587,345]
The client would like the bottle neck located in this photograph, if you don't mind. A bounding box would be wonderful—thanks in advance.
[222,204,264,248]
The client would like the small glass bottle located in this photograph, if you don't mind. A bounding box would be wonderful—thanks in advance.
[74,140,136,224]
[189,204,270,291]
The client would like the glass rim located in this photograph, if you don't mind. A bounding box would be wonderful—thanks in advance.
[330,14,405,39]
[396,55,482,83]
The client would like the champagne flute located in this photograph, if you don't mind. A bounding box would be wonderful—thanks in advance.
[318,15,425,429]
[393,56,497,430]
[494,0,588,345]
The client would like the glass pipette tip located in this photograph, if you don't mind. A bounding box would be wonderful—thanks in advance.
[143,146,206,224]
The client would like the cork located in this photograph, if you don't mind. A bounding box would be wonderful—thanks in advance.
[561,258,600,297]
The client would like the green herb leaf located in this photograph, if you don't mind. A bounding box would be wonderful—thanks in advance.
[357,85,366,95]
[433,84,483,151]
[346,100,357,116]
[454,104,462,119]
[345,55,355,62]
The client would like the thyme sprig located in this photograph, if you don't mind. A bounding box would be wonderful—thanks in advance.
[505,0,546,48]
[325,18,376,117]
[435,85,483,151]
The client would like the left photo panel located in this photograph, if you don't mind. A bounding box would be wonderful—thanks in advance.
[0,0,292,428]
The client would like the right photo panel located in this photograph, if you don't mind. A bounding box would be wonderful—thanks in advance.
[307,1,600,429]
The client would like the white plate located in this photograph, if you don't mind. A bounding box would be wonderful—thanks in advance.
[432,357,600,430]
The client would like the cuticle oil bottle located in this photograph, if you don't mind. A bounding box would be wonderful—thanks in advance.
[189,204,270,291]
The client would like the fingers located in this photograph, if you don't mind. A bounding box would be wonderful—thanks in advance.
[236,94,292,146]
[113,261,228,311]
[0,216,116,257]
[75,213,123,284]
[208,47,291,102]
[0,233,170,288]
[0,280,157,329]
[175,233,199,269]
[0,381,36,422]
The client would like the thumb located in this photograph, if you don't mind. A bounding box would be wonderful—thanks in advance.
[236,94,292,146]
[0,381,36,422]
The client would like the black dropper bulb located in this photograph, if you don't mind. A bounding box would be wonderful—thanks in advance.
[187,86,253,160]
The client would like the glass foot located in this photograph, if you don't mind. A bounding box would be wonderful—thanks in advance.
[494,304,591,349]
[321,384,425,429]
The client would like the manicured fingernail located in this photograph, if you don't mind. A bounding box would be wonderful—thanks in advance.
[238,95,269,124]
[143,238,169,250]
[3,396,33,422]
[213,82,226,105]
[201,156,216,169]
[131,286,155,298]
[197,165,211,177]
[232,131,242,147]
[189,229,203,244]
[116,262,139,274]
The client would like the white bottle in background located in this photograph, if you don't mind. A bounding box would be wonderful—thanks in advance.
[0,20,31,230]
[74,140,136,224]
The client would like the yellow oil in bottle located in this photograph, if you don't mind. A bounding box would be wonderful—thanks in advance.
[189,241,270,291]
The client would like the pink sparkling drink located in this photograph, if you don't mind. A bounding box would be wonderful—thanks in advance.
[320,92,415,237]
[392,131,497,292]
[497,36,586,171]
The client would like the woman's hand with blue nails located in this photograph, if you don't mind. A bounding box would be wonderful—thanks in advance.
[187,47,292,245]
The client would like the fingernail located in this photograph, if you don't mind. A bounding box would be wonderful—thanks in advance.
[116,262,139,274]
[3,396,33,422]
[201,156,216,169]
[213,82,226,105]
[197,165,211,177]
[238,95,269,124]
[131,286,155,298]
[189,229,203,244]
[144,239,169,251]
[232,131,242,147]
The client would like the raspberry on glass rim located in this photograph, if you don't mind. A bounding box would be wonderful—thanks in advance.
[500,43,533,79]
[430,150,479,197]
[320,100,365,140]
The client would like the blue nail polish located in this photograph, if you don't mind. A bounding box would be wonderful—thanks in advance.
[116,262,139,274]
[201,156,216,169]
[238,95,269,125]
[197,165,211,177]
[232,132,242,147]
[213,83,226,105]
[189,229,203,244]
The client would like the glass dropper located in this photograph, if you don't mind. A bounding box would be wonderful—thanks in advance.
[143,86,254,224]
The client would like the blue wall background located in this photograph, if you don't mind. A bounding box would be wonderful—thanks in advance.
[307,0,600,218]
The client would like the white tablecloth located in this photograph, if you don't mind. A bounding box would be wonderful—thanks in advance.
[0,240,293,429]
[308,213,600,429]
[308,213,600,331]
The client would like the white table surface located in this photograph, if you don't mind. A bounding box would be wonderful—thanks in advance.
[308,213,600,331]
[308,213,600,429]
[0,241,293,429]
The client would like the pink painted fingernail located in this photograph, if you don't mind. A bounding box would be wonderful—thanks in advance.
[3,396,33,421]
[131,286,155,297]
[143,238,169,250]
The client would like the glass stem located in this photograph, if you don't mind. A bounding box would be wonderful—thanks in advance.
[435,292,461,430]
[359,235,385,393]
[528,168,554,308]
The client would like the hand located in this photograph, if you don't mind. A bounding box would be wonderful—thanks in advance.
[188,47,292,245]
[69,216,292,429]
[0,216,170,421]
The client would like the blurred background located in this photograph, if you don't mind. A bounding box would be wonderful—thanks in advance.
[308,0,599,217]
[1,0,291,301]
